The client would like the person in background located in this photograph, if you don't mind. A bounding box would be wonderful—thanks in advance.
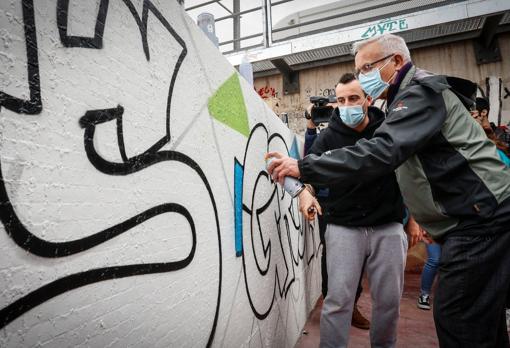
[304,103,370,330]
[298,73,421,347]
[472,99,510,334]
[471,97,510,166]
[417,240,441,310]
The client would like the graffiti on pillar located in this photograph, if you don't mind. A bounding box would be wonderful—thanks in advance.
[209,73,250,137]
[0,0,221,346]
[57,0,109,49]
[233,123,320,320]
[0,0,321,347]
[0,0,41,114]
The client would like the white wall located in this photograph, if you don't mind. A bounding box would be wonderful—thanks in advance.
[0,1,321,347]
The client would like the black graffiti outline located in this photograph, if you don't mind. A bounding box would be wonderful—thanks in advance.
[240,124,292,319]
[57,0,109,48]
[0,107,222,347]
[267,132,305,267]
[1,2,219,342]
[0,0,41,114]
[0,201,196,326]
[120,0,187,150]
[80,107,222,348]
[239,123,319,320]
[285,203,305,267]
[504,87,510,99]
[306,222,318,266]
[56,0,187,151]
[252,171,276,275]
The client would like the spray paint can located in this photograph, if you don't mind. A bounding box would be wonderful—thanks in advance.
[266,157,305,198]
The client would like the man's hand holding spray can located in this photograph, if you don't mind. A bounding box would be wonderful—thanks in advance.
[265,153,322,221]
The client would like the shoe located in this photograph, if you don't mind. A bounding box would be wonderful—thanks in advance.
[417,294,431,310]
[351,304,370,330]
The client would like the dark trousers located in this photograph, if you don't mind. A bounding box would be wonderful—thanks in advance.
[318,215,363,302]
[434,231,510,347]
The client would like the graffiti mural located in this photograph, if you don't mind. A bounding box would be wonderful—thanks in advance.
[0,0,320,347]
[361,18,409,39]
[304,86,335,99]
[234,123,319,320]
[257,86,278,99]
[0,0,221,346]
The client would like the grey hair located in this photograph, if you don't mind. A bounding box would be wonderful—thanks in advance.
[351,33,411,62]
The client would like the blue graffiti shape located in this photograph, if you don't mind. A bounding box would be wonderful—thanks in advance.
[289,136,301,160]
[234,158,244,257]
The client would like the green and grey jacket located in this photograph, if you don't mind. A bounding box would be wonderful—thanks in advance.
[298,66,510,239]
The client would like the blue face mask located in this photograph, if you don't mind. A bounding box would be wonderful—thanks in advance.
[338,104,365,128]
[358,58,394,99]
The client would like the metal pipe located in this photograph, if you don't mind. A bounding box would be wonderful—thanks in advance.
[219,32,263,46]
[222,43,265,54]
[215,6,263,22]
[263,0,273,47]
[233,0,241,50]
[185,0,218,11]
[216,1,233,14]
[271,0,294,7]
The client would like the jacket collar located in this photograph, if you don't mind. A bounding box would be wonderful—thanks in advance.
[387,63,415,106]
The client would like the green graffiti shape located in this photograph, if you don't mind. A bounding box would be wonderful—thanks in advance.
[208,73,249,137]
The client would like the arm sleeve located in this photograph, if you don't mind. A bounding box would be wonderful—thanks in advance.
[307,129,330,192]
[303,128,317,156]
[298,85,446,186]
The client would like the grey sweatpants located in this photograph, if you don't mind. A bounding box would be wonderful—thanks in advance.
[320,222,407,348]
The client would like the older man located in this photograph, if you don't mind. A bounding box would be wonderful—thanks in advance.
[268,33,510,347]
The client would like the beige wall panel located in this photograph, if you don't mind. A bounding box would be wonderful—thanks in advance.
[255,33,510,131]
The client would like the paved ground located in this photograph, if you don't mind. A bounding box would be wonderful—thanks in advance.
[295,272,439,348]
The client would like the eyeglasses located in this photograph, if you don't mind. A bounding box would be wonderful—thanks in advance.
[355,53,395,77]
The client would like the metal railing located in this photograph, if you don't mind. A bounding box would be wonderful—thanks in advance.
[185,0,468,54]
[185,0,294,52]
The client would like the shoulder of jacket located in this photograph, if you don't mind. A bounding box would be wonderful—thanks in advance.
[411,70,449,94]
[368,106,385,118]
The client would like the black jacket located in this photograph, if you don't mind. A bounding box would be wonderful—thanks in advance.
[309,106,404,227]
[299,66,510,239]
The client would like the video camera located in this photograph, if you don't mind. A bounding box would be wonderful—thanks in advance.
[305,95,336,124]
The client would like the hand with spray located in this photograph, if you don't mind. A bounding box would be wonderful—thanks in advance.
[265,152,322,220]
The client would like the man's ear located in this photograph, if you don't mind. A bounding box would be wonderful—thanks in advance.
[366,95,373,105]
[393,54,405,70]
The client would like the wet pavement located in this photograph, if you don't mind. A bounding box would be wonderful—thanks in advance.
[295,272,439,348]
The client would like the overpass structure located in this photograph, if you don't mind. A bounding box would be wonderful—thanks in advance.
[186,0,510,76]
